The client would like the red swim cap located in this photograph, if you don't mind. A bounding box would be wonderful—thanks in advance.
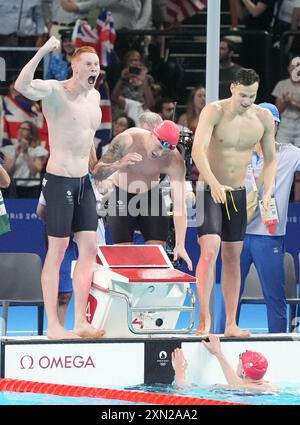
[240,350,268,380]
[152,120,180,147]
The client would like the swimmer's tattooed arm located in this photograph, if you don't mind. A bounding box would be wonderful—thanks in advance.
[92,135,142,180]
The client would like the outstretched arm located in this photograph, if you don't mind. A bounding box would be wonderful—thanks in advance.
[202,335,243,386]
[15,36,60,101]
[91,134,143,180]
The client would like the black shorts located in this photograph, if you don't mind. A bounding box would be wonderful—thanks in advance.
[42,173,98,238]
[197,187,247,242]
[107,185,169,243]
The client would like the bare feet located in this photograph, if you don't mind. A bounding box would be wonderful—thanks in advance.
[224,324,251,338]
[47,324,81,340]
[195,315,211,336]
[74,322,105,339]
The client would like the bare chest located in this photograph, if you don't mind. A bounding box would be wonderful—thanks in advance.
[45,88,101,132]
[213,116,264,151]
[64,97,101,131]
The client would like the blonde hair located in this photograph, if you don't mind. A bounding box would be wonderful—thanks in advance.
[71,46,98,61]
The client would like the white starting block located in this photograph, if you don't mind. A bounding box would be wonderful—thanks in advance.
[86,245,196,337]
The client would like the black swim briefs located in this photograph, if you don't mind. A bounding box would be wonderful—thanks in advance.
[42,173,98,237]
[197,187,247,242]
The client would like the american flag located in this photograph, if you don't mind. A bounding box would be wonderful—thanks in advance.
[164,0,207,25]
[72,9,116,67]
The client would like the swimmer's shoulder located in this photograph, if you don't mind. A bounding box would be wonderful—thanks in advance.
[252,104,274,125]
[111,128,136,151]
[199,100,224,124]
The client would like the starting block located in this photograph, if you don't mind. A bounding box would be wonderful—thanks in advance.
[86,245,196,337]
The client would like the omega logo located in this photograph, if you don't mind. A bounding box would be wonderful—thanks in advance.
[19,355,95,369]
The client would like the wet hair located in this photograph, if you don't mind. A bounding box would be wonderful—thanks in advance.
[232,68,260,86]
[71,46,98,61]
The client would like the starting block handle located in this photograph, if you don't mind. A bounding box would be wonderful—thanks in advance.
[108,287,196,335]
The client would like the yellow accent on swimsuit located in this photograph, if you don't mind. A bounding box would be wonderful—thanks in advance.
[225,191,238,220]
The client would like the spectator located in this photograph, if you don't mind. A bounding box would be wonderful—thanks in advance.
[42,0,90,40]
[172,335,273,390]
[272,56,300,200]
[219,38,242,99]
[112,88,150,125]
[3,121,48,198]
[274,0,298,41]
[238,0,276,100]
[0,1,46,70]
[272,56,300,147]
[1,75,48,147]
[177,85,206,134]
[96,113,135,159]
[154,98,176,121]
[59,0,152,31]
[46,28,75,79]
[284,0,300,56]
[111,50,155,119]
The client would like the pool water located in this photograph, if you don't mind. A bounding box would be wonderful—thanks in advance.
[1,384,300,405]
[125,383,300,406]
[0,391,144,405]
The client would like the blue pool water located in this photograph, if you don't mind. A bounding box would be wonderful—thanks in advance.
[0,391,144,405]
[1,384,300,405]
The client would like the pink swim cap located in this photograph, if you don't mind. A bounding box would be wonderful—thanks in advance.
[240,350,268,380]
[152,120,180,147]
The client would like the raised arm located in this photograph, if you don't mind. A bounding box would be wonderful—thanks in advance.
[91,134,143,181]
[259,109,277,210]
[202,335,243,386]
[168,154,192,270]
[14,36,60,101]
[192,103,232,203]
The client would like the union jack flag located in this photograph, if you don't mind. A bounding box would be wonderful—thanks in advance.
[1,96,48,149]
[164,0,207,25]
[95,80,112,148]
[72,9,116,67]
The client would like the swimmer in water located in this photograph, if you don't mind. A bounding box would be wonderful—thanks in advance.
[172,335,274,391]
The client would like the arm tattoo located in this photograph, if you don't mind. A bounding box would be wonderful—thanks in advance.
[101,139,125,163]
[93,139,126,180]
